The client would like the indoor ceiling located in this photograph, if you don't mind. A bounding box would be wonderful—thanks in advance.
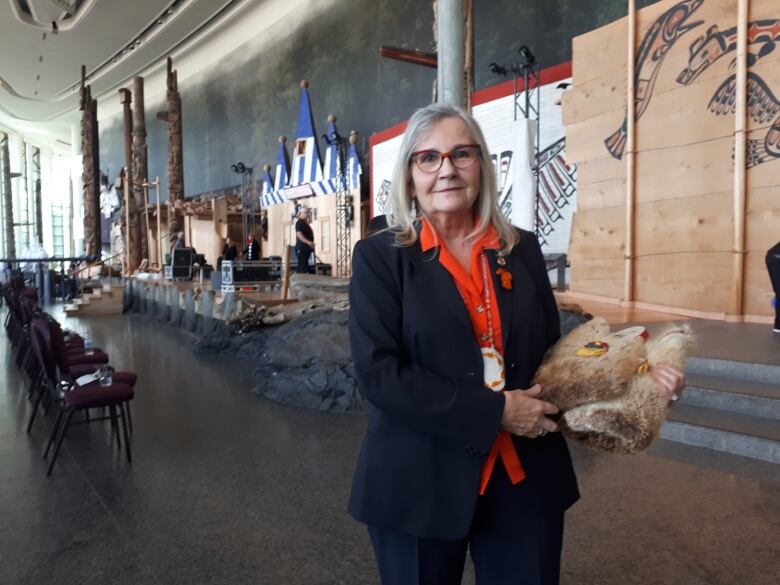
[0,0,241,127]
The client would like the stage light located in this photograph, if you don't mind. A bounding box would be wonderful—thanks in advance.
[489,62,507,76]
[518,45,536,67]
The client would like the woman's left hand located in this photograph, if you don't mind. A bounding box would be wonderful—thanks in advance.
[649,364,686,405]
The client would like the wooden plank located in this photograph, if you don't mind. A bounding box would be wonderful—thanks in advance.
[568,207,626,260]
[634,137,734,203]
[575,178,626,210]
[635,80,737,152]
[635,251,732,313]
[572,16,628,83]
[634,191,734,256]
[570,257,625,298]
[575,157,627,185]
[750,0,780,19]
[561,69,626,126]
[565,110,627,164]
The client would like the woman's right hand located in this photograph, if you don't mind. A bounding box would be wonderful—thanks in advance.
[500,384,560,438]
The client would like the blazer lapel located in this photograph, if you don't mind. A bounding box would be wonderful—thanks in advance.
[410,244,474,340]
[487,249,514,353]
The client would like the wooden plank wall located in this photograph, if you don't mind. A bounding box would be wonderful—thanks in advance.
[563,0,779,319]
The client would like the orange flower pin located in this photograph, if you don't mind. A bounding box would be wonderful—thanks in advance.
[496,268,513,290]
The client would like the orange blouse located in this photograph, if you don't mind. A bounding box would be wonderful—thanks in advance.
[420,218,525,495]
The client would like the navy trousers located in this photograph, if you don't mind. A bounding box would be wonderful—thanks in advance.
[367,464,565,585]
[296,248,314,274]
[767,242,780,329]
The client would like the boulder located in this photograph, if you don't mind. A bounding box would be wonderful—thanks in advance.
[289,273,350,301]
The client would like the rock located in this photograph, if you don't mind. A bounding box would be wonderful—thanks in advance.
[193,325,232,354]
[252,363,367,413]
[289,273,350,301]
[264,310,351,369]
[249,307,365,412]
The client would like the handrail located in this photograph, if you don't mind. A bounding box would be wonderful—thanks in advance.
[0,256,98,264]
[73,252,123,297]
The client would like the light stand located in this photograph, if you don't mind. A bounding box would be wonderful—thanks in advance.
[489,44,542,241]
[323,129,353,278]
[231,162,255,248]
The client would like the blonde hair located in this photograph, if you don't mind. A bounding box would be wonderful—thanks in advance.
[386,103,519,255]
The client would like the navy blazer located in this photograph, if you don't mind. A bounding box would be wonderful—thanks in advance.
[348,226,579,540]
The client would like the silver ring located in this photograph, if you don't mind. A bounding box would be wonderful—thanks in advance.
[670,393,681,402]
[536,428,544,437]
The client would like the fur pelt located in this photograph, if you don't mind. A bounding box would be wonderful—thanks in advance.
[532,318,695,454]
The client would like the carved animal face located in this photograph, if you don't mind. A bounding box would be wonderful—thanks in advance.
[677,25,726,85]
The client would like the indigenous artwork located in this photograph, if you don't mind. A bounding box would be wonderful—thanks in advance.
[564,0,779,319]
[370,71,577,254]
[156,57,186,235]
[605,0,706,159]
[80,66,101,258]
[677,19,780,168]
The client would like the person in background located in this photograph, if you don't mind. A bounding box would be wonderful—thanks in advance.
[172,232,186,250]
[222,237,238,262]
[260,209,269,242]
[295,206,315,274]
[767,241,780,333]
[244,233,260,261]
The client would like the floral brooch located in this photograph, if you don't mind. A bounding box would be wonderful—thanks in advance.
[496,267,513,290]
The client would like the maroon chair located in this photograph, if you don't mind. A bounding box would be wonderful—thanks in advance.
[27,320,134,475]
[49,316,137,432]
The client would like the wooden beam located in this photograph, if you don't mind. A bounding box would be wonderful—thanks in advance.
[379,46,437,68]
[729,0,749,317]
[623,0,637,302]
[281,244,292,300]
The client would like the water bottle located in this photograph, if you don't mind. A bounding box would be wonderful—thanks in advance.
[83,333,94,356]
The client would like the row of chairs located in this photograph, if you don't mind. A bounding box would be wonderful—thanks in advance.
[2,277,138,475]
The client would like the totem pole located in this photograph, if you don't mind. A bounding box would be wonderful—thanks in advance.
[156,57,185,236]
[80,65,101,258]
[131,76,149,261]
[120,88,141,272]
[0,134,15,259]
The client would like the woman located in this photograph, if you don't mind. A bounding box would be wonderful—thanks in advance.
[222,237,238,262]
[348,104,685,584]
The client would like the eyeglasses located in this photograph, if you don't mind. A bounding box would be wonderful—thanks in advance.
[410,144,481,173]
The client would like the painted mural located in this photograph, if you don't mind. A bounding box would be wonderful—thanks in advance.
[605,0,706,159]
[604,0,780,170]
[564,0,780,318]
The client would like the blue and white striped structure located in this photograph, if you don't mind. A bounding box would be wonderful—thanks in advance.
[289,80,323,187]
[260,164,284,206]
[259,81,362,205]
[273,136,290,191]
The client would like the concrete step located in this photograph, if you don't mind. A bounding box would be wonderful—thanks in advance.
[687,356,780,385]
[661,404,780,464]
[682,374,780,420]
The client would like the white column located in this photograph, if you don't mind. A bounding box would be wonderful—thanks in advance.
[437,0,464,107]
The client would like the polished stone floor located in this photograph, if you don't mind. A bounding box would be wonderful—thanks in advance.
[1,308,778,585]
